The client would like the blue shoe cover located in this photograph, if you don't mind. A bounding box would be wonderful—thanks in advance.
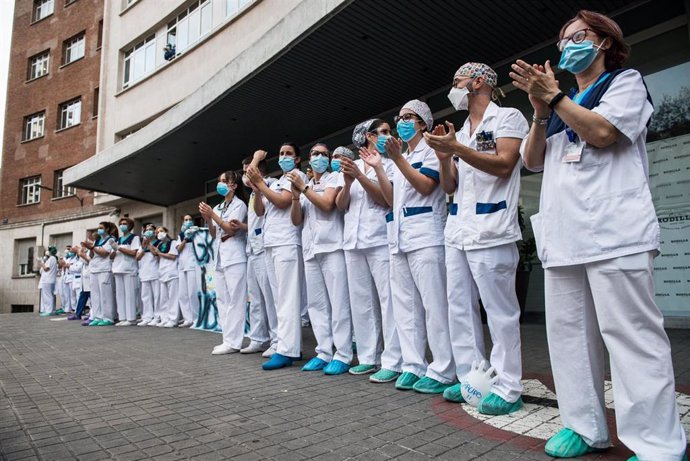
[262,353,294,370]
[301,357,328,371]
[478,392,523,415]
[323,359,350,375]
[628,454,688,461]
[545,428,603,458]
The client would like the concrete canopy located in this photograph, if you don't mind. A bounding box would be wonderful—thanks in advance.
[64,0,681,206]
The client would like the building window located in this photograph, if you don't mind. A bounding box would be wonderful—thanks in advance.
[23,112,45,141]
[27,50,50,80]
[122,35,155,88]
[226,0,253,18]
[63,33,85,65]
[58,98,81,129]
[53,170,76,198]
[167,0,212,56]
[33,0,54,22]
[93,87,99,117]
[15,238,36,276]
[11,305,35,313]
[19,176,42,205]
[97,20,103,49]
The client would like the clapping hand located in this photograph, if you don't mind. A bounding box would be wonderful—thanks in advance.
[425,122,457,161]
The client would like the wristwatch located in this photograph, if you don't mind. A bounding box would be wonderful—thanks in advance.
[302,185,310,194]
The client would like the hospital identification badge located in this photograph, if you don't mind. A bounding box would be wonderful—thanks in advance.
[562,141,583,163]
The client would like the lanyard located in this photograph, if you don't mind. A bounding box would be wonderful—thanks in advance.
[565,72,609,143]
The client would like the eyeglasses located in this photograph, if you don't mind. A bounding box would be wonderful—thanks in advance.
[394,114,421,124]
[557,28,594,51]
[309,150,329,157]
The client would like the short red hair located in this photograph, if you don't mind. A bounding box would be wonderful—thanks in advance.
[560,10,630,71]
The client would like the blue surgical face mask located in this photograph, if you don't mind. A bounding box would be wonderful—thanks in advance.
[97,228,105,236]
[558,40,603,74]
[66,252,74,258]
[309,155,329,174]
[119,224,129,233]
[144,230,154,239]
[375,135,391,155]
[216,182,229,197]
[397,120,417,142]
[278,156,296,173]
[183,220,193,230]
[330,158,342,172]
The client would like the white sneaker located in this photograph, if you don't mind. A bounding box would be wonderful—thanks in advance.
[162,321,177,328]
[115,321,127,327]
[138,320,151,327]
[148,319,161,327]
[240,342,265,354]
[211,344,239,355]
[261,345,277,358]
[178,320,193,328]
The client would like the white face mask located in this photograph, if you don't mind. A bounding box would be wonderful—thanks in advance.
[448,87,470,111]
[157,232,167,240]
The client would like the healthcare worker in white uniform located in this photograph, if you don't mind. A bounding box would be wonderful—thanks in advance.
[152,226,179,328]
[288,143,353,375]
[66,245,84,318]
[112,217,141,326]
[136,223,160,327]
[58,245,72,315]
[512,9,687,460]
[240,153,278,356]
[38,246,58,316]
[74,241,92,322]
[246,143,307,370]
[200,170,248,355]
[425,62,529,415]
[177,214,200,328]
[381,99,455,394]
[336,127,403,384]
[85,221,117,326]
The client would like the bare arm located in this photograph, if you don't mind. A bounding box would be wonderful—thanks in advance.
[335,178,353,211]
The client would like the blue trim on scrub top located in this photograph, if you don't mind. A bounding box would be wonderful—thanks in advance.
[419,167,440,182]
[254,228,262,236]
[385,212,394,223]
[476,201,506,214]
[403,206,433,217]
[449,203,459,216]
[411,162,423,169]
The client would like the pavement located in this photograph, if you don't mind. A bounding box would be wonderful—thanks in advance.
[1,313,689,461]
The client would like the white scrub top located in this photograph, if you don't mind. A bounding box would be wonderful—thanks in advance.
[81,261,91,292]
[246,177,276,256]
[38,256,57,285]
[158,239,179,282]
[299,171,344,261]
[137,241,160,282]
[388,137,447,254]
[262,170,308,248]
[341,159,394,251]
[446,102,528,251]
[213,196,248,270]
[89,236,114,273]
[522,69,658,268]
[177,231,198,272]
[62,255,75,284]
[67,256,83,286]
[112,234,141,274]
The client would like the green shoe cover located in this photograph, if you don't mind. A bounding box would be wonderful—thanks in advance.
[412,376,452,394]
[349,364,377,375]
[395,371,420,390]
[39,312,53,317]
[99,320,115,326]
[88,319,103,326]
[443,383,465,403]
[478,393,523,415]
[545,428,603,458]
[628,454,688,461]
[370,369,400,383]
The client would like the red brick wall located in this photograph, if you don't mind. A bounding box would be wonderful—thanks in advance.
[0,0,105,224]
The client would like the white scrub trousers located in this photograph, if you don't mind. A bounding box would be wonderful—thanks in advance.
[158,278,180,325]
[216,262,247,349]
[140,280,159,323]
[247,253,277,346]
[446,243,523,403]
[265,245,303,358]
[345,246,402,372]
[61,279,73,312]
[304,250,353,364]
[114,273,138,322]
[179,269,201,323]
[390,245,455,383]
[545,251,687,460]
[39,283,56,314]
[70,282,81,311]
[91,272,115,321]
